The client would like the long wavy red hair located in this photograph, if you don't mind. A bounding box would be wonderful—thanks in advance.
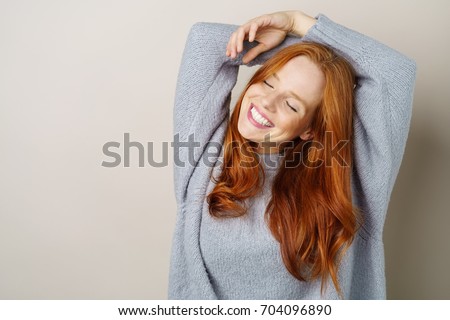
[207,42,361,297]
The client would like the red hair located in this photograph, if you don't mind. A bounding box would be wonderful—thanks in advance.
[207,42,361,297]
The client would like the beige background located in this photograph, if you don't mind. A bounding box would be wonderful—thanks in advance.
[0,0,448,299]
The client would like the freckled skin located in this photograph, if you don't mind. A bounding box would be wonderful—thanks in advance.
[237,55,325,153]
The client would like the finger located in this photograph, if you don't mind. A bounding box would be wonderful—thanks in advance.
[242,43,267,64]
[248,22,258,42]
[226,37,231,56]
[226,31,235,58]
[226,31,236,57]
[236,26,246,53]
[230,31,238,58]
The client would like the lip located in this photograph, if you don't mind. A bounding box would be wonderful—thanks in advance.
[247,103,274,129]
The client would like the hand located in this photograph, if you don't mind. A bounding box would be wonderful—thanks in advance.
[226,11,316,64]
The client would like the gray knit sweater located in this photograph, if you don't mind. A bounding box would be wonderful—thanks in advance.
[169,14,416,299]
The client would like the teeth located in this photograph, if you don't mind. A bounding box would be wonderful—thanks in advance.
[251,107,272,127]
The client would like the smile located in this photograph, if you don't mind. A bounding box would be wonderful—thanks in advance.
[247,103,274,128]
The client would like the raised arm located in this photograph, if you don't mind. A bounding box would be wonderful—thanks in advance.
[172,22,238,205]
[302,14,416,236]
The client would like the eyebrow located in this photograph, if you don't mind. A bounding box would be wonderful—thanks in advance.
[272,73,309,107]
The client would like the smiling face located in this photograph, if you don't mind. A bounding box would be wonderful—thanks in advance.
[237,55,326,154]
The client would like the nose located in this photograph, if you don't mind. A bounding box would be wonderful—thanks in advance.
[260,92,277,112]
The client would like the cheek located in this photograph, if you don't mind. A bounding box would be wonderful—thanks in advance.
[278,116,305,136]
[239,97,249,119]
[239,88,257,114]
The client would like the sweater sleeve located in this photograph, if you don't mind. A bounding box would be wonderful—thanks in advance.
[172,22,304,205]
[172,22,236,205]
[302,14,417,236]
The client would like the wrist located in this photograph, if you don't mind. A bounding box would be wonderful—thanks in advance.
[289,11,317,37]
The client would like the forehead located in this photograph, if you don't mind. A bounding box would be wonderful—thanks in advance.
[275,55,325,107]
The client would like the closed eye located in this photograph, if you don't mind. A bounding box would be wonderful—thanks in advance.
[286,101,297,112]
[263,80,273,89]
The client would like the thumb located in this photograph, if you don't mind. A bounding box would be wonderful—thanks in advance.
[242,43,267,64]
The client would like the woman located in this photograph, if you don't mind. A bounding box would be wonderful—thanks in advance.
[169,10,416,299]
